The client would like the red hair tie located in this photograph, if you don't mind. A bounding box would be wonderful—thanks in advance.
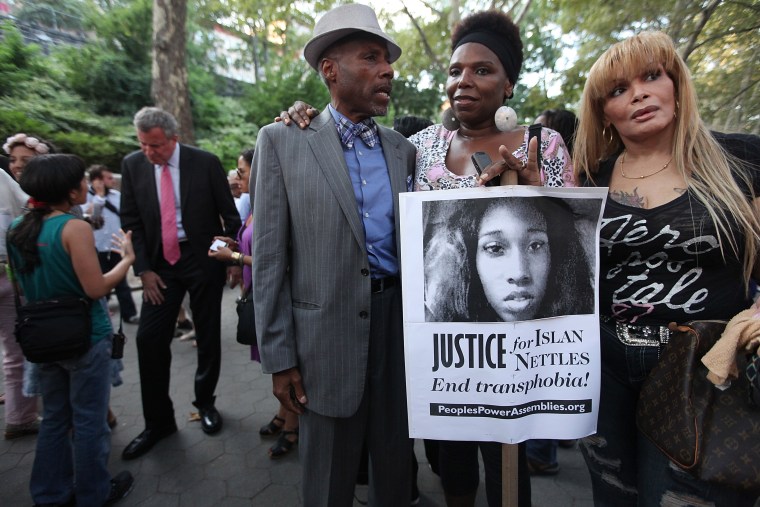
[27,198,49,208]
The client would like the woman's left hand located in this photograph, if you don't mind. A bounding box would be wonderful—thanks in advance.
[111,229,135,262]
[477,136,542,187]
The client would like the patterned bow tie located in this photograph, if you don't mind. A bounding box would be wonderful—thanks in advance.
[337,117,379,149]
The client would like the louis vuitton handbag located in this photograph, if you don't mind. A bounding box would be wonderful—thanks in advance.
[636,320,760,493]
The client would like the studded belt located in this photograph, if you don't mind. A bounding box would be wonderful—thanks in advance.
[600,315,672,347]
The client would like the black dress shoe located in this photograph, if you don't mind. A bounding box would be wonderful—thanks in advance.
[104,470,134,505]
[199,406,222,434]
[122,424,177,460]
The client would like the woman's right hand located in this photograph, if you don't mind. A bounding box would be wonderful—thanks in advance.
[276,101,318,128]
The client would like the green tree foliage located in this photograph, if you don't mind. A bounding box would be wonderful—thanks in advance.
[56,0,153,116]
[0,21,44,96]
[557,0,760,132]
[3,0,756,171]
[15,0,85,31]
[0,22,135,169]
[243,58,330,128]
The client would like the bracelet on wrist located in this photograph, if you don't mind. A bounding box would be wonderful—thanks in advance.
[231,252,245,266]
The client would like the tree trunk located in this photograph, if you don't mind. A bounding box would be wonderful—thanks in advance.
[151,0,195,145]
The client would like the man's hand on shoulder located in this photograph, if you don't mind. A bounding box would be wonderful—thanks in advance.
[275,101,318,129]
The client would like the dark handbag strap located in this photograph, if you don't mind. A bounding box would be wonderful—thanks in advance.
[6,247,92,311]
[89,188,119,215]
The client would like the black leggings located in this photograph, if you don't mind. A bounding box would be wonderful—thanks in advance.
[438,440,531,507]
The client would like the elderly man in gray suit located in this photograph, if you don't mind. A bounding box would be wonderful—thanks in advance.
[251,4,415,506]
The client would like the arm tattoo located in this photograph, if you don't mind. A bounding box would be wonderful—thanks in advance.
[609,188,645,208]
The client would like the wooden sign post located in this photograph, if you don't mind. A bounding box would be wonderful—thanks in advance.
[500,168,520,507]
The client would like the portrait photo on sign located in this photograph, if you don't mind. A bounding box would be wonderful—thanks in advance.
[422,195,599,323]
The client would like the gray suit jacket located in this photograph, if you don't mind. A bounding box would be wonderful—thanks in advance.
[251,108,415,417]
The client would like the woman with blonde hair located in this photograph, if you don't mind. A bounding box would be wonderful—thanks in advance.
[574,31,760,506]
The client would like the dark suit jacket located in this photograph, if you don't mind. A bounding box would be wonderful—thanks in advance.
[120,144,241,278]
[251,108,416,417]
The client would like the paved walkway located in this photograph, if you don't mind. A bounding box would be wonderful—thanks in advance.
[0,287,594,506]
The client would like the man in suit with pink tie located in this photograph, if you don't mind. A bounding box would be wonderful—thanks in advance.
[120,107,241,460]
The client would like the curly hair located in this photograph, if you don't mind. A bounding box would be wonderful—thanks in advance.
[424,197,593,322]
[451,10,523,90]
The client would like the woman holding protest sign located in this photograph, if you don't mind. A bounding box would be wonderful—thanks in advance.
[278,9,576,506]
[574,31,760,506]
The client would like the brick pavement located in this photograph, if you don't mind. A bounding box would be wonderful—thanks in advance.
[0,287,593,506]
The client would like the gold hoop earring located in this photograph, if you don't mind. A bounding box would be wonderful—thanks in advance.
[603,126,614,145]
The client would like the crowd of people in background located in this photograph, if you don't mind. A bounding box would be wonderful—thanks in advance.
[0,3,758,507]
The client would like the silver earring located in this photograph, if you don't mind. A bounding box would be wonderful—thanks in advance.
[442,108,460,131]
[494,105,517,132]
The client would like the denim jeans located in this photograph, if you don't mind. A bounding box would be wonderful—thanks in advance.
[580,320,757,507]
[30,338,112,506]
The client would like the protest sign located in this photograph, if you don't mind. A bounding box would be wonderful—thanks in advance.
[400,185,608,443]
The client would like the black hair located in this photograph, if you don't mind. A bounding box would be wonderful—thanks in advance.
[8,154,86,273]
[448,197,593,321]
[451,10,523,91]
[87,164,110,182]
[240,148,255,166]
[393,116,433,138]
[537,109,578,156]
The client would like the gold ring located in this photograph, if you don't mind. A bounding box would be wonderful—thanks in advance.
[520,159,527,169]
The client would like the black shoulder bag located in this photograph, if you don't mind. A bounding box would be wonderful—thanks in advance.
[8,254,92,363]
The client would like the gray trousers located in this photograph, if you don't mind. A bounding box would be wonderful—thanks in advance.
[300,285,412,507]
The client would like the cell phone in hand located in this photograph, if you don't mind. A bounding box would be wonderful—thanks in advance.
[471,151,500,187]
[528,124,543,169]
[210,239,227,252]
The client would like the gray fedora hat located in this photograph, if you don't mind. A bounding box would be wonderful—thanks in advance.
[303,3,402,71]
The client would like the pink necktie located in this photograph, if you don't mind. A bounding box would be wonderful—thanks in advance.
[160,164,181,265]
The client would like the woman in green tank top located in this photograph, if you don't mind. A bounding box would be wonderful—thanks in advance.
[7,154,137,506]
